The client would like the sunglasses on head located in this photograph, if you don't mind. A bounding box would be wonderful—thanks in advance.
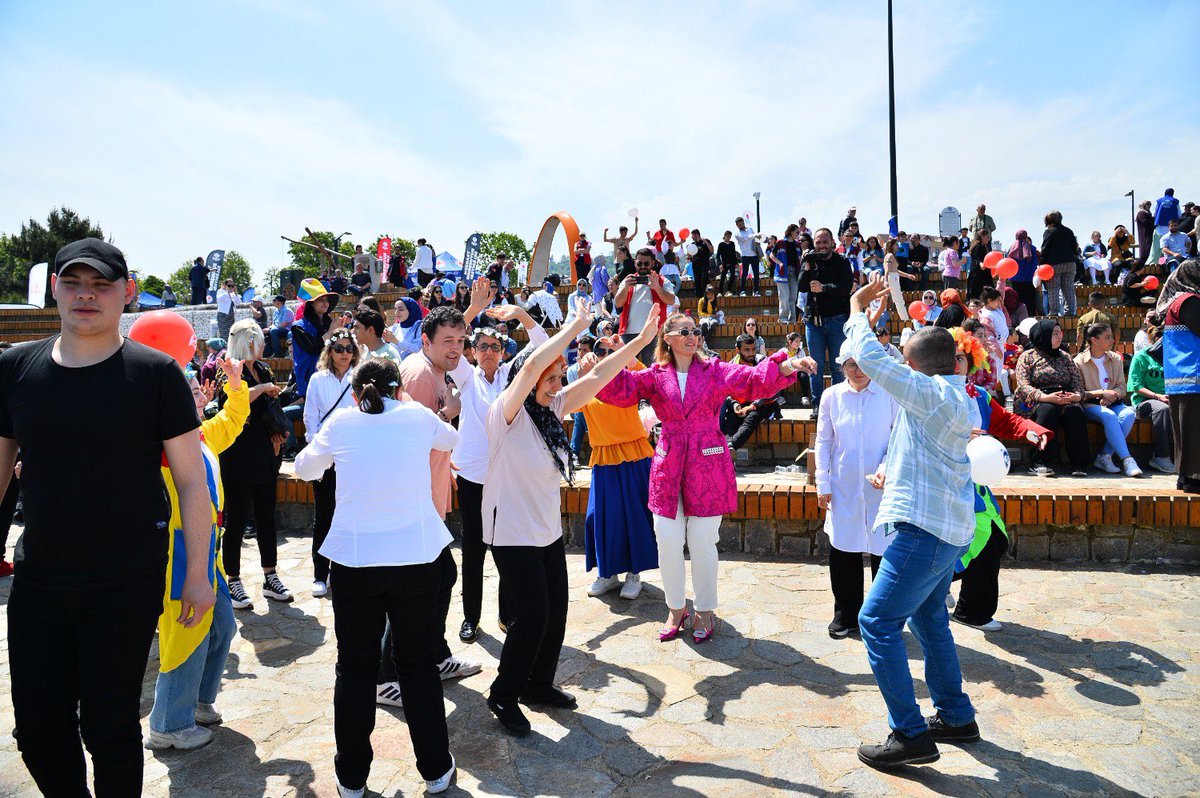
[330,343,355,354]
[668,328,703,338]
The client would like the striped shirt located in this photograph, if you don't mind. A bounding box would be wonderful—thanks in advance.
[843,313,978,546]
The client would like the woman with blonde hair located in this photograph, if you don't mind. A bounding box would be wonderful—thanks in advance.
[597,312,814,643]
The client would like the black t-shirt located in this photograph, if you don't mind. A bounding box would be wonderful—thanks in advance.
[910,242,930,265]
[717,240,738,266]
[799,251,854,320]
[0,337,200,589]
[350,272,372,289]
[1120,269,1144,307]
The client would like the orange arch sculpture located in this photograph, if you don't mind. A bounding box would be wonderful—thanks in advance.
[526,211,581,287]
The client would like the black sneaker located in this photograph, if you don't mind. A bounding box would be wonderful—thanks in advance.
[828,620,856,640]
[497,618,515,634]
[926,713,980,743]
[263,573,294,603]
[857,731,940,769]
[228,578,253,610]
[520,685,577,709]
[459,620,478,644]
[243,523,256,540]
[487,696,531,736]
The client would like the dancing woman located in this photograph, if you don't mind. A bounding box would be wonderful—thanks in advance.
[481,300,659,736]
[596,312,815,643]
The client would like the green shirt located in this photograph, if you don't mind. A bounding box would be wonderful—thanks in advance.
[1127,349,1164,405]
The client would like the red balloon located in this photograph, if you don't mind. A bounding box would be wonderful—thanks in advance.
[1035,264,1055,281]
[982,250,1004,270]
[996,258,1019,280]
[678,227,690,242]
[1143,275,1160,290]
[908,300,928,323]
[128,311,198,368]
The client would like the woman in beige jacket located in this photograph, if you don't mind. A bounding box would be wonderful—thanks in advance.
[1074,322,1142,477]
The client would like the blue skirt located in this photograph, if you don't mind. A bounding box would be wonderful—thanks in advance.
[585,457,657,578]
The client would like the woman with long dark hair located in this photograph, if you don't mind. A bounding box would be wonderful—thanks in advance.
[295,358,459,795]
[967,229,994,299]
[291,278,342,399]
[302,329,361,598]
[481,300,659,737]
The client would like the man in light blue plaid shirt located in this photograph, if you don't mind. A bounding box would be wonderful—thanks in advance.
[843,277,981,770]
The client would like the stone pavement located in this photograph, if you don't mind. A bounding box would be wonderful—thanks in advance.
[1,533,1198,797]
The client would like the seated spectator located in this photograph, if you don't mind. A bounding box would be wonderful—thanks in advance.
[698,285,724,346]
[1127,329,1175,473]
[1120,259,1156,307]
[1108,225,1137,283]
[264,295,294,357]
[1074,323,1142,476]
[742,317,766,358]
[525,279,565,328]
[564,279,594,331]
[1076,292,1120,348]
[1014,320,1091,477]
[914,289,942,328]
[353,307,401,365]
[328,269,349,295]
[348,262,373,298]
[199,338,226,385]
[875,327,904,363]
[1161,218,1190,271]
[161,283,177,308]
[936,288,969,329]
[425,282,449,310]
[785,332,814,405]
[1083,233,1113,285]
[389,297,425,359]
[249,298,270,333]
[719,334,783,452]
[860,236,885,279]
[1003,287,1029,329]
[1134,309,1159,353]
[450,281,472,313]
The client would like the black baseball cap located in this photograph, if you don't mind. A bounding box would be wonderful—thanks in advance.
[54,238,129,281]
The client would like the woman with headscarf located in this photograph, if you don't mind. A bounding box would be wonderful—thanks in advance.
[1006,229,1040,318]
[935,289,969,329]
[1156,259,1200,493]
[480,300,660,737]
[1013,320,1090,477]
[1002,286,1028,328]
[388,297,425,359]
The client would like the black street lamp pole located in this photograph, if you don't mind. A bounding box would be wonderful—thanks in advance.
[1125,189,1135,237]
[754,192,762,232]
[887,0,899,236]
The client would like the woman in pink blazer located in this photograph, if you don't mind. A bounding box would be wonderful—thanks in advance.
[597,312,814,642]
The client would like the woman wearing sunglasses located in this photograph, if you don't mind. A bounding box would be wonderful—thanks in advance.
[302,329,362,598]
[597,313,815,643]
[742,317,766,358]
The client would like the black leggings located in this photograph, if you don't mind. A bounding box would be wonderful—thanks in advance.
[1028,402,1090,470]
[312,467,336,583]
[222,481,278,577]
[457,476,509,626]
[0,472,19,555]
[489,538,568,703]
[717,260,739,294]
[829,546,881,630]
[952,523,1008,626]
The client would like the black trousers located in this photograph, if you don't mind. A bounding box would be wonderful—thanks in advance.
[717,259,739,294]
[330,551,452,789]
[489,538,568,703]
[222,480,278,577]
[739,256,760,294]
[0,472,19,554]
[1029,402,1091,469]
[378,546,455,682]
[720,398,775,450]
[828,546,881,630]
[190,286,207,305]
[1137,399,1174,458]
[312,467,336,583]
[692,261,711,297]
[457,476,509,626]
[952,523,1008,625]
[9,568,164,797]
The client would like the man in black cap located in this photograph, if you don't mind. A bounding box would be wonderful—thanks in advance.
[188,255,209,305]
[0,238,215,796]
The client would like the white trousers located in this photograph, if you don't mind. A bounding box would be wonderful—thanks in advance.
[652,499,722,612]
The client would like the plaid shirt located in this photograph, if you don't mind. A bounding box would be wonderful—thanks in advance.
[844,313,979,546]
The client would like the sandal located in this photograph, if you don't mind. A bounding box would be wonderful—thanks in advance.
[658,610,690,642]
[692,613,720,644]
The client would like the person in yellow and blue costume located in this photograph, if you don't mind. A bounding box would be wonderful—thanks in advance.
[146,352,250,751]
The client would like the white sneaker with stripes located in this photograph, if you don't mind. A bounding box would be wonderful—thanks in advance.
[375,682,403,707]
[437,656,482,680]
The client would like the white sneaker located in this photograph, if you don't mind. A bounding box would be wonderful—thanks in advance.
[953,616,1003,631]
[1149,456,1176,473]
[587,575,620,597]
[1094,453,1120,474]
[437,656,482,680]
[426,753,457,794]
[1122,457,1143,477]
[376,681,403,707]
[312,580,329,598]
[145,724,213,750]
[195,702,222,725]
[335,776,365,798]
[619,573,643,600]
[945,592,956,610]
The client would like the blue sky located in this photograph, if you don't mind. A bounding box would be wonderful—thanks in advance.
[2,0,1197,283]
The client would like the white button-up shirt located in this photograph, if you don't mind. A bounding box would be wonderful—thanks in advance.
[814,379,899,555]
[294,399,458,567]
[302,368,356,442]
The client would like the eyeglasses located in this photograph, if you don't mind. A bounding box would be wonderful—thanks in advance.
[475,342,502,353]
[595,348,613,357]
[667,328,703,338]
[330,344,355,354]
[635,260,654,268]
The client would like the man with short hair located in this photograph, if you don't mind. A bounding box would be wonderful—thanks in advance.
[188,256,209,305]
[1077,292,1120,347]
[329,268,349,295]
[734,217,762,296]
[651,219,676,262]
[909,235,932,291]
[613,248,674,364]
[720,334,783,451]
[348,261,373,298]
[845,276,980,770]
[838,206,858,238]
[968,204,996,236]
[0,238,213,795]
[264,294,294,357]
[604,217,639,257]
[800,228,855,410]
[353,307,401,364]
[1161,218,1190,271]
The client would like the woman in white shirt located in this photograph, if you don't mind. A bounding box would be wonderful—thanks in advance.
[814,342,899,639]
[301,329,361,598]
[294,358,459,797]
[216,278,239,340]
[446,305,548,644]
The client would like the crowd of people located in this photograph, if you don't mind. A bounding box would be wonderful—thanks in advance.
[0,219,1196,797]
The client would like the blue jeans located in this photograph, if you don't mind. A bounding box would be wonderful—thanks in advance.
[283,404,304,455]
[570,412,588,456]
[859,523,974,739]
[1081,402,1136,460]
[807,314,848,407]
[148,590,236,733]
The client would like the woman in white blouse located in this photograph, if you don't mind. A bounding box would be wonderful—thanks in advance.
[301,329,361,598]
[814,341,899,639]
[294,358,459,797]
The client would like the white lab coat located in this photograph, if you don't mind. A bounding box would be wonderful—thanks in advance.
[814,380,899,555]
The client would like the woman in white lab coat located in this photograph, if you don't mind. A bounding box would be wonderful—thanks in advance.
[814,341,899,639]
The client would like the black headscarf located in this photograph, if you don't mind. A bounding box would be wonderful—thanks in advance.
[935,304,967,329]
[1028,319,1061,355]
[506,349,573,484]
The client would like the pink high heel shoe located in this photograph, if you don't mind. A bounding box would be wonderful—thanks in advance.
[692,613,720,644]
[658,611,690,642]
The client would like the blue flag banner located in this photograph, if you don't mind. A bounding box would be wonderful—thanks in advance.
[463,233,483,281]
[205,249,226,297]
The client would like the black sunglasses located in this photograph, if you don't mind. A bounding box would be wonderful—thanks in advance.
[667,328,703,338]
[595,347,613,358]
[330,343,355,354]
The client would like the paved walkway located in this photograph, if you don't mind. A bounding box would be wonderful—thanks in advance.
[1,534,1198,797]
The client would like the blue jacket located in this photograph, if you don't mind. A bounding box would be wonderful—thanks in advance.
[1154,195,1181,227]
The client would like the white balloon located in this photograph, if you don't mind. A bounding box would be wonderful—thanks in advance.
[685,242,698,256]
[628,207,639,218]
[967,435,1010,486]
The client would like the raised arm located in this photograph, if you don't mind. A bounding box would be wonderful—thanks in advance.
[497,298,593,424]
[561,313,660,414]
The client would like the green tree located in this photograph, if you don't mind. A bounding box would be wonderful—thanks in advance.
[478,231,531,266]
[165,250,254,304]
[0,206,106,304]
[140,274,166,297]
[286,230,356,276]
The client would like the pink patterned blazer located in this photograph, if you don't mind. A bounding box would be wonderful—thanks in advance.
[596,350,796,519]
